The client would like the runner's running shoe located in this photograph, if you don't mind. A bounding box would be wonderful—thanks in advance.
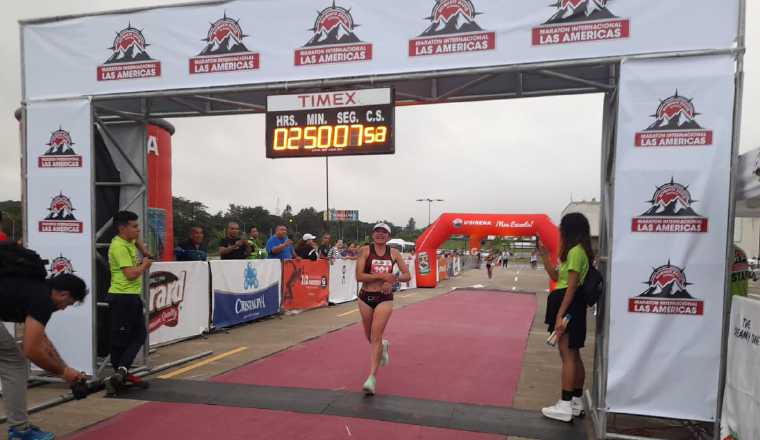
[362,375,376,396]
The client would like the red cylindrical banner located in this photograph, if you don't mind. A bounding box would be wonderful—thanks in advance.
[147,122,174,261]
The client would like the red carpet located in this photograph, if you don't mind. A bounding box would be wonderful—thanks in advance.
[217,290,536,406]
[66,291,536,440]
[65,403,502,439]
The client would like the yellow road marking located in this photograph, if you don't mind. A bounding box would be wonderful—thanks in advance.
[337,309,358,317]
[158,347,248,379]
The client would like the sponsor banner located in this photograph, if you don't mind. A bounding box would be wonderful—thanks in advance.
[148,262,210,346]
[399,255,416,290]
[25,99,94,375]
[21,1,739,100]
[210,259,281,328]
[282,259,329,311]
[329,259,358,304]
[720,296,760,440]
[607,56,736,421]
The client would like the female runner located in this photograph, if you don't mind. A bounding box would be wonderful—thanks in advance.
[355,223,411,395]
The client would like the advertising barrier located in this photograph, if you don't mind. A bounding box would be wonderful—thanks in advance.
[329,259,358,304]
[282,259,329,311]
[148,261,210,346]
[720,297,760,440]
[399,255,416,290]
[210,259,281,328]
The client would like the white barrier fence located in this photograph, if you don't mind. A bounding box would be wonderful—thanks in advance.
[148,261,210,347]
[721,296,760,439]
[329,259,358,304]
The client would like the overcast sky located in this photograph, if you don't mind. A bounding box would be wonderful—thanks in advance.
[1,1,758,227]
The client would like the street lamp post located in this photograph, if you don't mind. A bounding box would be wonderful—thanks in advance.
[416,198,444,227]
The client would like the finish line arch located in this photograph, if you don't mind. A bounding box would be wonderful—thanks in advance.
[414,213,559,288]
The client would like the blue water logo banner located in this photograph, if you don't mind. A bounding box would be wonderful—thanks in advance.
[213,282,279,328]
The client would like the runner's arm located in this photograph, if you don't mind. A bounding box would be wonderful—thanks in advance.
[23,317,82,383]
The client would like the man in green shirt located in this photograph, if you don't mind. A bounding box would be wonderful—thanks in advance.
[105,210,153,395]
[246,226,267,260]
[731,245,750,297]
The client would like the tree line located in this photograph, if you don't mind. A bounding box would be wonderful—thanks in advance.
[172,196,421,252]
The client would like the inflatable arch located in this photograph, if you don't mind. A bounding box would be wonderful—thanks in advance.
[414,213,560,288]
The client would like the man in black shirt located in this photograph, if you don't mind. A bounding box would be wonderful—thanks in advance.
[175,226,208,261]
[218,221,251,260]
[0,273,88,439]
[296,233,319,261]
[318,233,332,259]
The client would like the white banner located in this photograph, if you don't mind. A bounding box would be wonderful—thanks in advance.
[398,255,416,290]
[329,259,358,304]
[25,99,95,374]
[210,259,281,328]
[148,261,210,346]
[21,0,739,101]
[607,55,736,421]
[721,297,760,440]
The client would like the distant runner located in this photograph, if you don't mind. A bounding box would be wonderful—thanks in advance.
[355,223,411,396]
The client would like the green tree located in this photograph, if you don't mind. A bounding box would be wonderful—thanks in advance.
[0,200,22,241]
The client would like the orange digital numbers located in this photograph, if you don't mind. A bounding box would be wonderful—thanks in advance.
[272,124,389,152]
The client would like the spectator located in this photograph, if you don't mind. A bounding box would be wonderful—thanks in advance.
[328,239,346,260]
[296,233,319,261]
[731,244,750,297]
[218,222,251,260]
[266,225,296,261]
[344,242,359,260]
[246,226,267,260]
[105,210,152,395]
[0,242,88,439]
[318,233,332,259]
[175,226,208,261]
[0,211,7,241]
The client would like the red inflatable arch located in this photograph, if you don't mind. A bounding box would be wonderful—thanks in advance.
[414,213,560,288]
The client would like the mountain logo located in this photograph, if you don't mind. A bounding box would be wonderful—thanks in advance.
[409,0,495,57]
[635,91,713,147]
[39,127,82,168]
[48,255,76,277]
[532,0,630,46]
[190,13,260,74]
[295,1,373,66]
[97,23,161,81]
[629,260,704,315]
[39,192,83,233]
[632,178,708,233]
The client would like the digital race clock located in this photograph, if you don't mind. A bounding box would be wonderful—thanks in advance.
[265,87,394,158]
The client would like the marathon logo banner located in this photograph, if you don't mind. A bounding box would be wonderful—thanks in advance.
[631,179,709,234]
[97,24,161,81]
[532,0,630,46]
[189,14,261,74]
[634,91,713,148]
[409,0,495,57]
[294,2,373,66]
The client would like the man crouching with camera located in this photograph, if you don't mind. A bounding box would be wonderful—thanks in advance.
[0,243,88,440]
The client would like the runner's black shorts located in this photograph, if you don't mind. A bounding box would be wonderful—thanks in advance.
[545,288,587,349]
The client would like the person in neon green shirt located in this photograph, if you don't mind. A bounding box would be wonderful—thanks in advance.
[537,212,593,423]
[730,245,750,297]
[105,210,153,396]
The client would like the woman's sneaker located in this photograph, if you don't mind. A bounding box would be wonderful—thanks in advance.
[381,340,390,367]
[571,396,585,417]
[541,400,573,422]
[8,424,55,440]
[362,375,376,396]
